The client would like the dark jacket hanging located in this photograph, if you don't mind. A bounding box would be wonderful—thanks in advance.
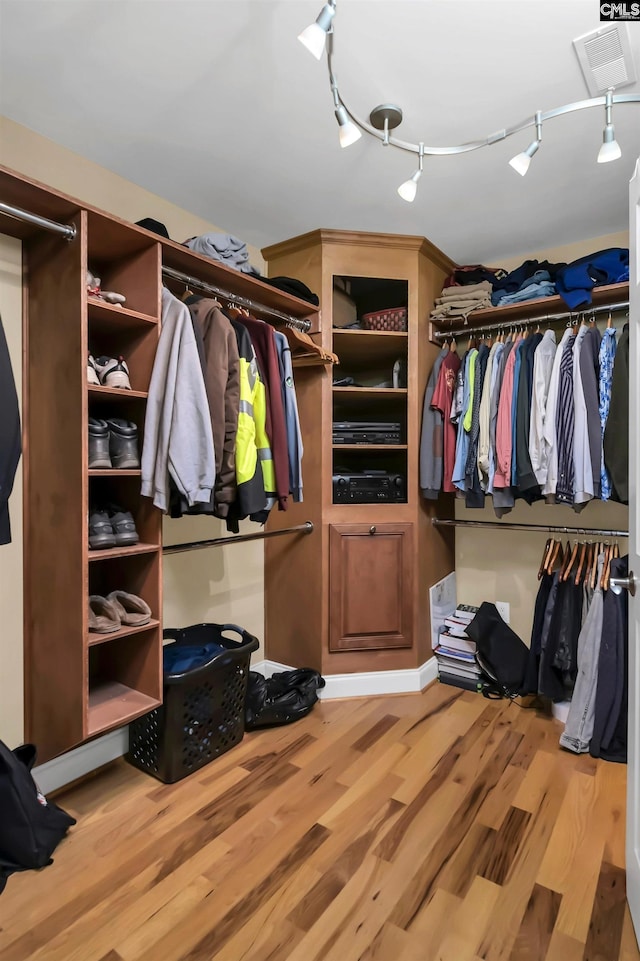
[603,324,629,504]
[0,313,21,546]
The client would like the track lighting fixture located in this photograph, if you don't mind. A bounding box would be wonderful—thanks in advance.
[597,89,622,164]
[398,144,424,202]
[297,1,335,61]
[509,112,543,177]
[297,1,640,200]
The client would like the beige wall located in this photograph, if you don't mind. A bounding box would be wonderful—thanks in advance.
[454,231,630,643]
[0,118,266,748]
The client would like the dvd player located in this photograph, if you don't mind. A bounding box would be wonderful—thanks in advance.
[333,421,402,445]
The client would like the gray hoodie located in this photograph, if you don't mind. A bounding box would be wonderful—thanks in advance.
[142,288,215,511]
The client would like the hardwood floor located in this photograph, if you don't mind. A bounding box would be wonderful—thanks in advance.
[0,683,638,961]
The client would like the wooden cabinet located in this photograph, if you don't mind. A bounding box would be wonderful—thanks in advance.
[329,523,413,651]
[262,229,456,677]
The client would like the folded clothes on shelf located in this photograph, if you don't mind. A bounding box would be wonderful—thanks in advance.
[183,232,261,276]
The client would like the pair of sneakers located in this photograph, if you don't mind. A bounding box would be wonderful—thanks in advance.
[89,418,140,469]
[89,504,139,550]
[88,354,132,390]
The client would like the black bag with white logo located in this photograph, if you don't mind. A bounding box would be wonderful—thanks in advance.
[0,740,76,894]
[466,602,529,699]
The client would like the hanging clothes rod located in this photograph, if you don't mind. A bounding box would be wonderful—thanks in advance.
[433,299,629,340]
[162,265,312,333]
[432,518,628,537]
[0,201,77,241]
[163,520,314,555]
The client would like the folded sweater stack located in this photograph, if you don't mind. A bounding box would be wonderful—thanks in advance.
[184,233,260,276]
[430,280,492,321]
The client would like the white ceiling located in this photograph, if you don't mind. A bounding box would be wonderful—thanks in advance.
[1,0,639,265]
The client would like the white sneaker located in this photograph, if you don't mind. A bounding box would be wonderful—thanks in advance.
[87,353,100,386]
[94,355,132,390]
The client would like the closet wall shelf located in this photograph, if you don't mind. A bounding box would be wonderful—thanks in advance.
[333,444,408,451]
[87,683,161,737]
[433,518,628,537]
[88,543,160,562]
[87,299,158,329]
[292,354,334,368]
[430,281,629,341]
[87,385,148,400]
[88,468,142,477]
[332,387,408,398]
[86,619,161,648]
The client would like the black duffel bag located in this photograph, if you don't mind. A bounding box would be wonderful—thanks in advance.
[466,602,529,699]
[0,740,75,894]
[245,669,325,729]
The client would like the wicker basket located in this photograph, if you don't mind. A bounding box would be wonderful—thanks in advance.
[361,307,407,332]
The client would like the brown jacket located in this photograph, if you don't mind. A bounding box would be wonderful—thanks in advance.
[187,298,240,517]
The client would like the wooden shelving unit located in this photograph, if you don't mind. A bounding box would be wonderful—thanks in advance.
[87,385,149,401]
[87,683,161,737]
[88,469,142,477]
[262,230,456,675]
[86,619,161,647]
[88,543,160,562]
[87,298,158,330]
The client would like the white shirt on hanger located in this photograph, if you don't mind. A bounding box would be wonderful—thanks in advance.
[528,328,557,488]
[541,327,572,498]
[572,324,594,504]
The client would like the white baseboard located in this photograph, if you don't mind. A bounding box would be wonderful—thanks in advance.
[33,727,129,796]
[256,657,439,699]
[33,660,439,794]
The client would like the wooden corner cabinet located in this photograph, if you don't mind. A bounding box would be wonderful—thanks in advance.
[262,229,456,676]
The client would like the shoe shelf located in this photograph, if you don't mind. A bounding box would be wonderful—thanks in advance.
[87,618,161,648]
[87,682,161,737]
[88,543,160,562]
[88,298,158,330]
[332,329,408,368]
[88,468,142,477]
[332,387,408,398]
[88,385,149,401]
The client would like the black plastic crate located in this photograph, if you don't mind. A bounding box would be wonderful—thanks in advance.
[127,623,259,783]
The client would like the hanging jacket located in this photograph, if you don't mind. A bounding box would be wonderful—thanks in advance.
[0,313,21,546]
[186,297,240,518]
[273,331,304,502]
[228,315,273,519]
[240,316,290,510]
[142,288,215,512]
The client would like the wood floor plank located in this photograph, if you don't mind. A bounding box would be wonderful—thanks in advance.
[0,689,635,961]
[583,861,627,961]
[508,883,562,961]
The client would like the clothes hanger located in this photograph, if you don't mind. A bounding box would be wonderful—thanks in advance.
[538,538,553,580]
[575,541,588,587]
[590,541,602,591]
[547,539,564,575]
[562,540,580,583]
[600,543,612,591]
[607,310,613,329]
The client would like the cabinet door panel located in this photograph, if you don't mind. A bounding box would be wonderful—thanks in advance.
[329,523,413,651]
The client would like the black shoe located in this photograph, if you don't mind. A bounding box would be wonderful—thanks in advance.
[88,418,111,468]
[107,504,139,546]
[89,508,116,549]
[106,419,139,469]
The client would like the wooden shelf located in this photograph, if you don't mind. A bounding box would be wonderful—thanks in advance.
[88,469,141,477]
[88,543,159,562]
[88,298,158,329]
[88,385,148,400]
[332,387,408,398]
[333,444,408,451]
[332,329,408,368]
[430,281,629,333]
[292,354,334,368]
[87,618,161,648]
[87,681,160,736]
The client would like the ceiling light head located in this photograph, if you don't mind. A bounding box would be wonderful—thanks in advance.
[597,91,622,163]
[509,111,542,176]
[335,104,362,148]
[297,1,336,60]
[397,143,424,202]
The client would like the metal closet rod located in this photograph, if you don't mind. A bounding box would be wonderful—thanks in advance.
[162,265,312,333]
[432,518,628,537]
[163,520,314,555]
[433,299,629,340]
[0,201,77,241]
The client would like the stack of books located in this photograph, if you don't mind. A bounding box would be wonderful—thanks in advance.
[435,604,487,692]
